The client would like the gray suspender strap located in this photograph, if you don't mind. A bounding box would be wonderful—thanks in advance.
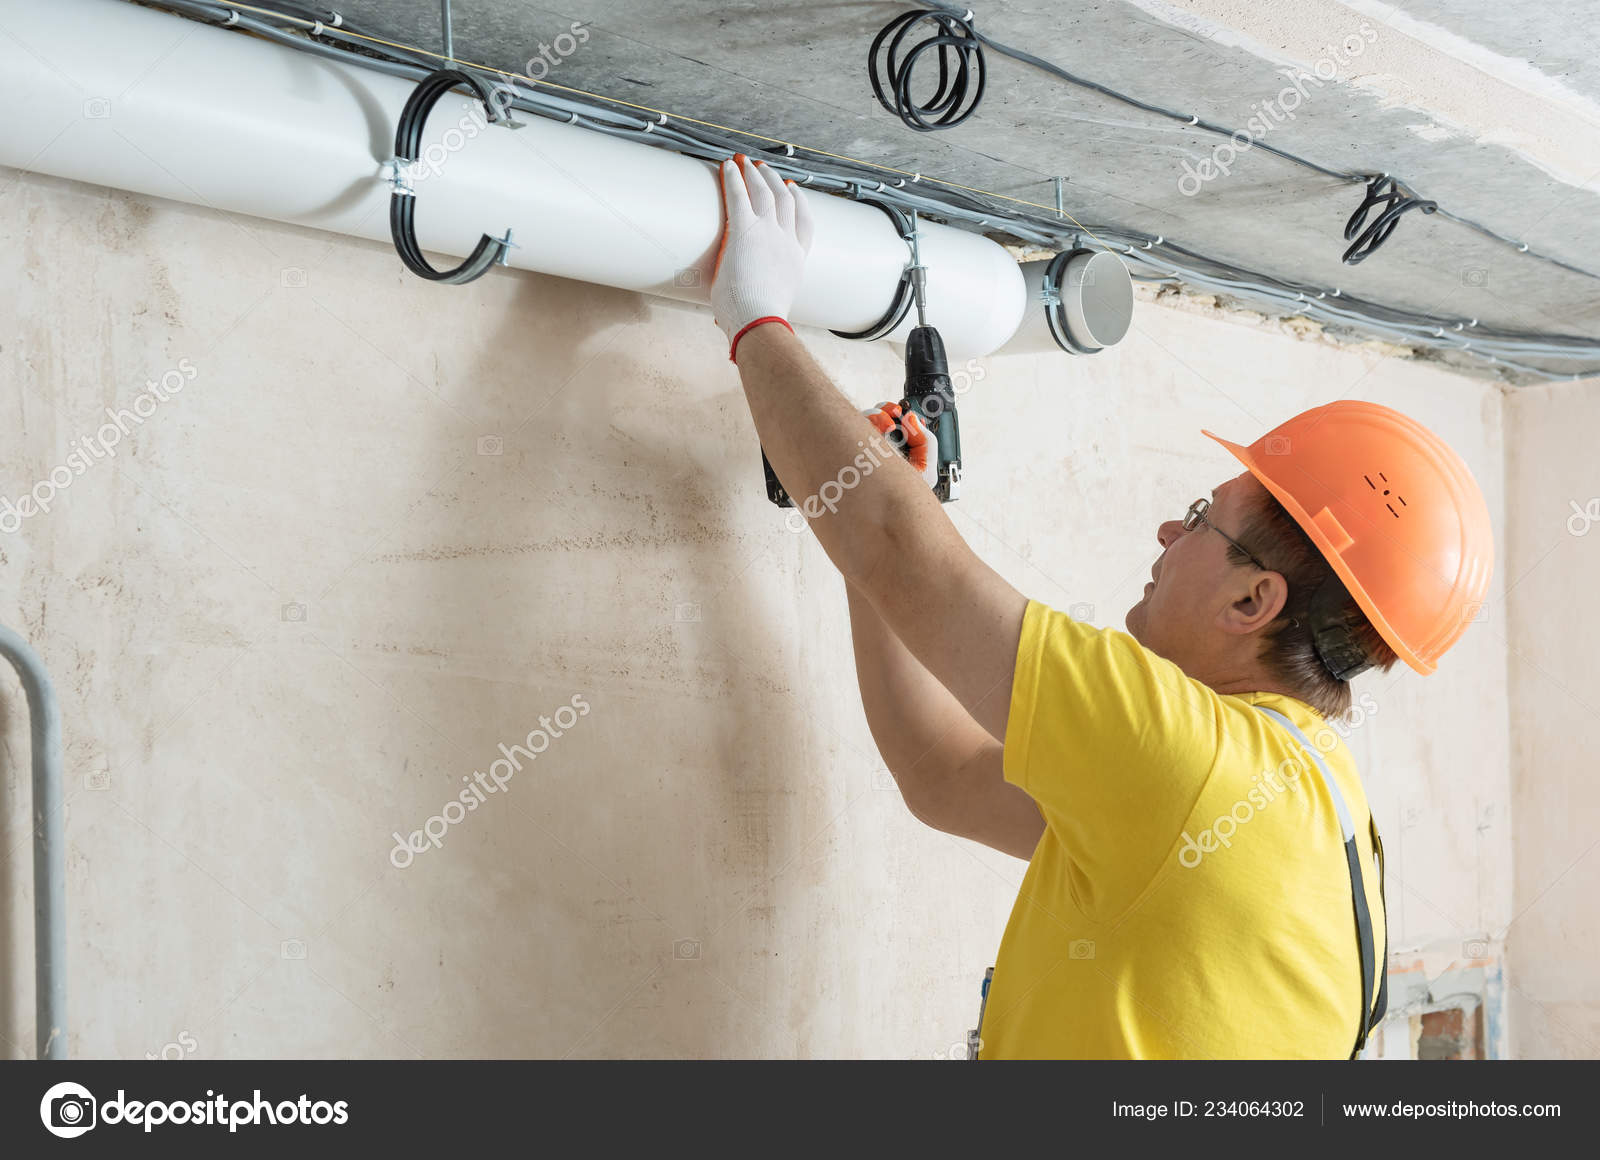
[1254,705,1387,1059]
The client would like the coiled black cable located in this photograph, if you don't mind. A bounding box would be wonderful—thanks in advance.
[1342,175,1438,265]
[868,8,986,132]
[879,2,1571,273]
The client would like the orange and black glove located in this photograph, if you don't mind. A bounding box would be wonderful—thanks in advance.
[864,402,939,490]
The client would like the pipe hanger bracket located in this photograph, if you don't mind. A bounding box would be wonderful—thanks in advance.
[829,195,923,342]
[389,67,522,285]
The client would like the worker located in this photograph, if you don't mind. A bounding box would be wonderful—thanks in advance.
[708,154,1493,1059]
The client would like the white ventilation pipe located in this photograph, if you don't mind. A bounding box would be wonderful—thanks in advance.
[0,0,1028,359]
[996,253,1136,356]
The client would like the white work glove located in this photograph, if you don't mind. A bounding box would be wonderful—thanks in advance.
[865,402,939,490]
[710,153,815,360]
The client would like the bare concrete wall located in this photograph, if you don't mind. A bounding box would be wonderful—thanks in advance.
[1,169,1511,1058]
[1504,381,1600,1059]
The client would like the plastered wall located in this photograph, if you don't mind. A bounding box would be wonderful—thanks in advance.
[2,168,1518,1058]
[1504,382,1600,1059]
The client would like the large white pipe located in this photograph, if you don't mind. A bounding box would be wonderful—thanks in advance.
[0,0,1027,359]
[996,253,1135,357]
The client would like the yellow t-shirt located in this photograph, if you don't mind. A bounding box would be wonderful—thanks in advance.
[979,599,1386,1059]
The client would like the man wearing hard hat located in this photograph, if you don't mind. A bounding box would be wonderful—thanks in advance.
[709,154,1494,1058]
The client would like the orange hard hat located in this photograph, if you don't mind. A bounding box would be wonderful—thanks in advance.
[1202,400,1493,675]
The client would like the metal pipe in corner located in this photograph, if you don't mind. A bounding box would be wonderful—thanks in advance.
[0,623,65,1060]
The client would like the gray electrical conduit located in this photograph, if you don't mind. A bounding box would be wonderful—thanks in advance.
[0,622,65,1060]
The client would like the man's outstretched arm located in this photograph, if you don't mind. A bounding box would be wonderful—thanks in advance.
[847,581,1044,860]
[711,155,1028,741]
[741,324,1026,738]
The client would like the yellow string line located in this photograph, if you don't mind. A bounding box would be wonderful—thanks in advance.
[207,1,1111,248]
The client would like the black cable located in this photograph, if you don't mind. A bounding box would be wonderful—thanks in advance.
[1342,175,1437,265]
[389,68,518,284]
[868,9,986,132]
[893,2,1600,277]
[869,6,1410,262]
[886,1,1356,184]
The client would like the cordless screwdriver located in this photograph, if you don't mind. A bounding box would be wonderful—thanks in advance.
[762,211,962,506]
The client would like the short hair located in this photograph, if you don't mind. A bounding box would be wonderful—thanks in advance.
[1224,484,1397,718]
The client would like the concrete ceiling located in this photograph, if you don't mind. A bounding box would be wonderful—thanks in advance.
[317,0,1600,377]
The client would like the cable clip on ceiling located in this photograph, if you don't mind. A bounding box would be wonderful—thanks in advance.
[266,2,345,32]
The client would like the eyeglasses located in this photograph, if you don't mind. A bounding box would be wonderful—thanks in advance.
[1183,497,1270,572]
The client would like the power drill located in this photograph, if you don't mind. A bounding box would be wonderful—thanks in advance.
[762,212,962,506]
